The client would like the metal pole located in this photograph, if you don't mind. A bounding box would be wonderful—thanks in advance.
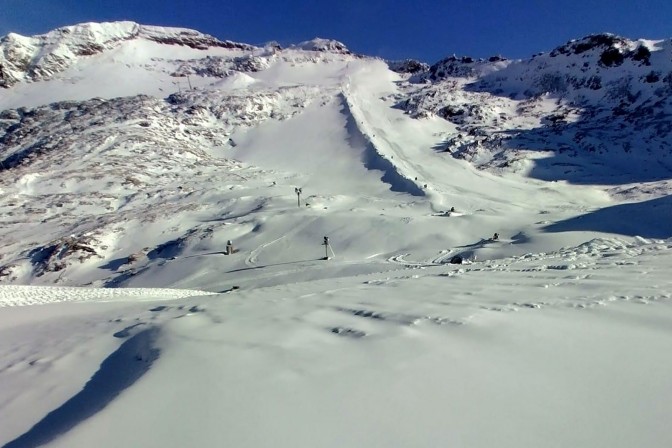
[295,188,302,208]
[323,236,330,260]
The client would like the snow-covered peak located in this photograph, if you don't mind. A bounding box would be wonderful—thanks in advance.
[548,33,647,64]
[2,20,254,52]
[293,38,350,54]
[469,33,671,100]
[422,54,510,81]
[393,32,672,187]
[134,23,254,50]
[0,21,254,87]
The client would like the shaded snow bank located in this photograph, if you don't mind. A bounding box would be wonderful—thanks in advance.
[2,327,160,448]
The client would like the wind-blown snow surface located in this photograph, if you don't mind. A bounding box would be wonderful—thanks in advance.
[1,22,672,447]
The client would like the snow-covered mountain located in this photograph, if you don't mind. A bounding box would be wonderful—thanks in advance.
[1,23,670,287]
[0,21,253,88]
[1,22,671,448]
[0,22,672,284]
[400,34,672,183]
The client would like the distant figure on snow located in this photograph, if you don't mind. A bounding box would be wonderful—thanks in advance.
[450,207,455,213]
[226,240,234,255]
[492,233,499,241]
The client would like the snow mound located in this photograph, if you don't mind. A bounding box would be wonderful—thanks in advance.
[0,285,217,307]
[210,71,259,89]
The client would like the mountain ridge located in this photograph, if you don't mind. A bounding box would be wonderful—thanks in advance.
[0,21,670,288]
[0,21,255,88]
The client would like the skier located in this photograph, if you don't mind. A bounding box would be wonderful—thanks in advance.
[226,240,234,255]
[492,233,499,241]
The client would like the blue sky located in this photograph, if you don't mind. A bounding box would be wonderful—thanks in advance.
[1,0,670,63]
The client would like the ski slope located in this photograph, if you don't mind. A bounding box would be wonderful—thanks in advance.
[1,236,671,447]
[1,22,672,448]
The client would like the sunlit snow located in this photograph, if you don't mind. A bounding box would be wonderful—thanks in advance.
[0,22,671,448]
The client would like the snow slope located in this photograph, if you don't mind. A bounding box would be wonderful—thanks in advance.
[0,22,671,448]
[1,237,671,447]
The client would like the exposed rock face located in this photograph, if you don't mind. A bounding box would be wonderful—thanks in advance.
[0,84,331,284]
[394,34,672,179]
[176,54,273,78]
[550,34,632,57]
[549,33,653,67]
[0,87,323,171]
[29,235,103,277]
[387,59,429,74]
[422,55,499,81]
[294,38,351,54]
[0,21,254,87]
[141,28,252,51]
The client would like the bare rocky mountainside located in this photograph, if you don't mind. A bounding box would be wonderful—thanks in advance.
[0,22,670,287]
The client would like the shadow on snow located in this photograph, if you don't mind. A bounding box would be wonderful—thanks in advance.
[543,195,672,238]
[2,328,160,448]
[458,77,672,185]
[340,94,426,197]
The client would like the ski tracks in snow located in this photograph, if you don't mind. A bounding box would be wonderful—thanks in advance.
[245,216,318,267]
[246,235,287,266]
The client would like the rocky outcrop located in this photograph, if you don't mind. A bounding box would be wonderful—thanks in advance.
[0,21,254,87]
[421,55,509,81]
[549,33,653,67]
[294,38,351,54]
[395,34,672,178]
[140,27,253,51]
[176,54,272,78]
[386,59,429,74]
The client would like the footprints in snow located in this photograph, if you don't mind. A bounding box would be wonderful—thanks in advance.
[326,306,464,339]
[331,327,366,338]
[112,303,208,340]
[482,292,672,314]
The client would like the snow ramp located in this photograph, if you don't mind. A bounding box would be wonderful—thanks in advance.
[339,93,425,197]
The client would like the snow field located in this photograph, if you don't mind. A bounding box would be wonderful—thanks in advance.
[1,235,671,447]
[1,22,672,448]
